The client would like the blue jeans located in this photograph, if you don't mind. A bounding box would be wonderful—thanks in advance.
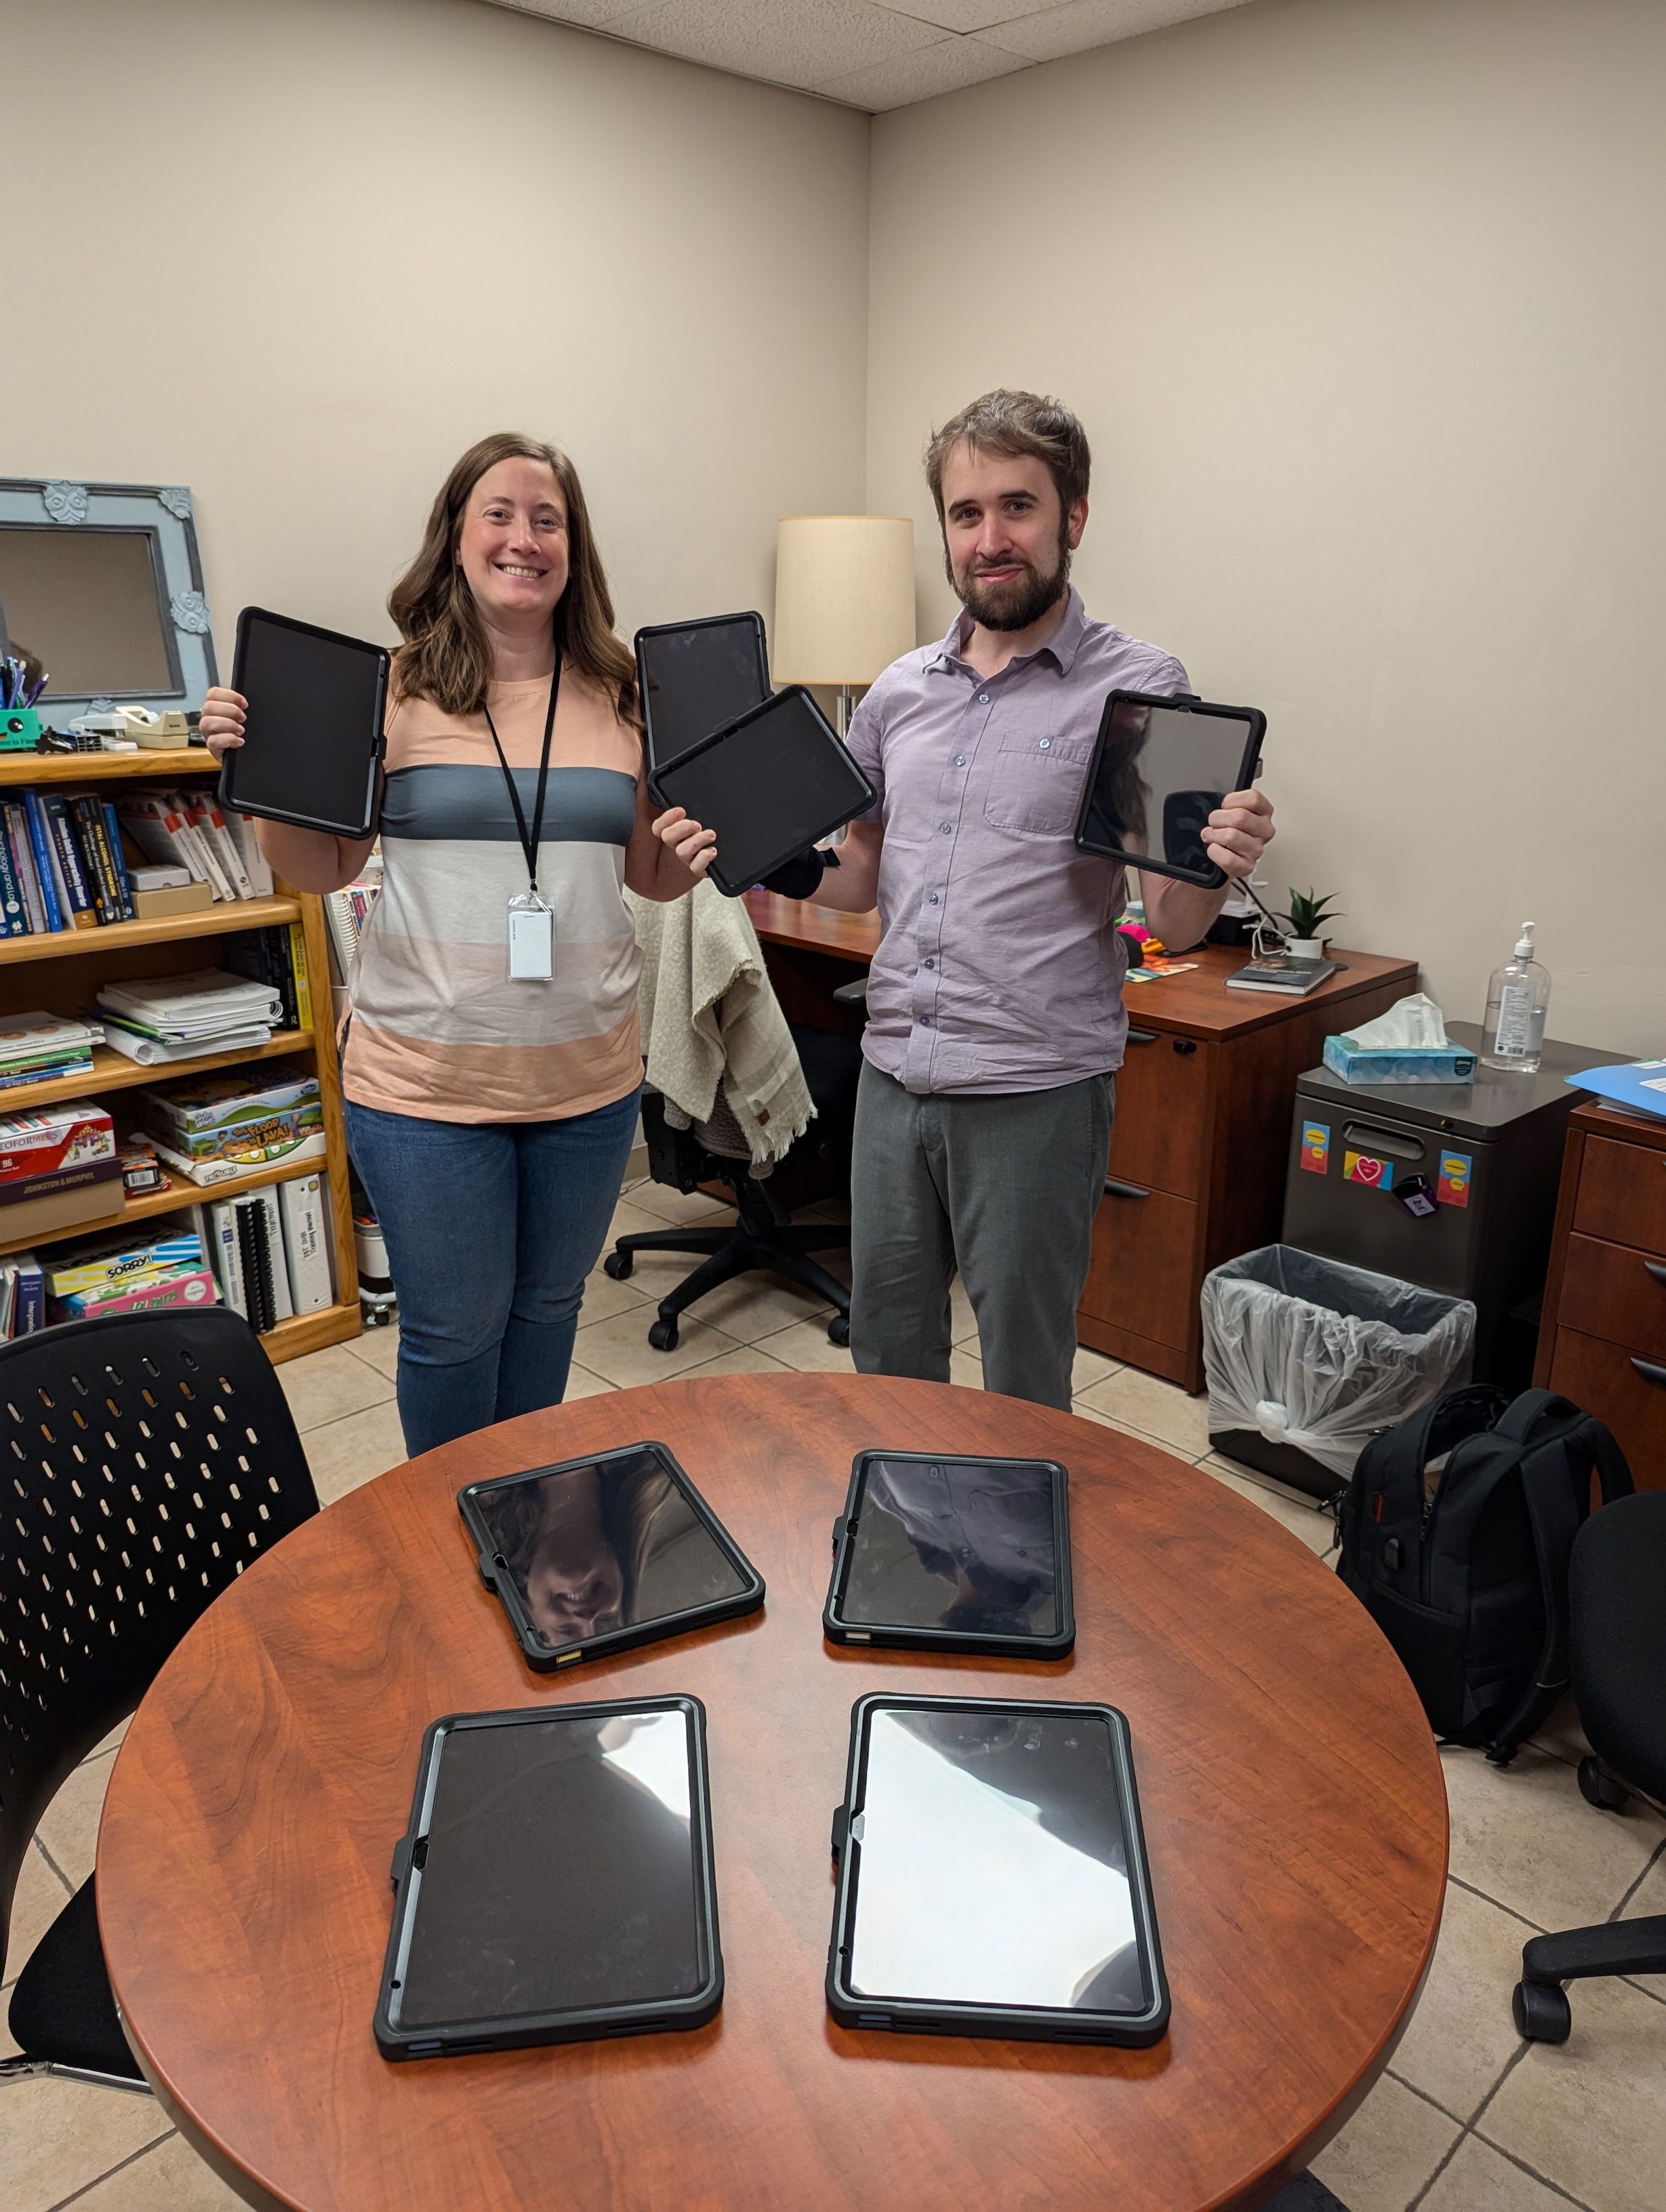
[344,1087,641,1456]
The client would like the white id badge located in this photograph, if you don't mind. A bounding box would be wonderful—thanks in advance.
[507,893,554,981]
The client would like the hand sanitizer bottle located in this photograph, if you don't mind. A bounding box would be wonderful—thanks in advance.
[1481,922,1551,1073]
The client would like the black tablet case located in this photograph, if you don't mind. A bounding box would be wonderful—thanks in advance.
[634,611,771,773]
[375,1697,722,2059]
[221,606,388,840]
[1073,688,1265,887]
[457,1441,764,1672]
[827,1694,1169,2048]
[647,685,876,898]
[824,1451,1074,1658]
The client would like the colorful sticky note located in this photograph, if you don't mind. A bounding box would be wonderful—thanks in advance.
[1300,1122,1330,1174]
[1437,1151,1472,1207]
[1344,1150,1394,1191]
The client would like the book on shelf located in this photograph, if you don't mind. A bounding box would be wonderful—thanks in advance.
[222,920,312,1033]
[0,1011,100,1090]
[113,788,275,911]
[94,970,281,1068]
[207,1183,320,1332]
[1224,957,1342,996]
[323,865,381,985]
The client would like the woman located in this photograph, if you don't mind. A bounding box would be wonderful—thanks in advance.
[202,432,699,1452]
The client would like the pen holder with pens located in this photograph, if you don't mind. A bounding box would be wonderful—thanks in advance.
[0,709,42,752]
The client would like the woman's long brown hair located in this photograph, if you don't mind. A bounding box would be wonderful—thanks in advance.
[387,431,638,725]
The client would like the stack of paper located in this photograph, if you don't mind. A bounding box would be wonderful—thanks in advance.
[0,1010,102,1090]
[95,969,282,1066]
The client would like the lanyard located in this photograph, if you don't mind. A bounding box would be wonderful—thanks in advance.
[482,656,561,896]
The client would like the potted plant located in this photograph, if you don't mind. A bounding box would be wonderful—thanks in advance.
[1278,888,1343,960]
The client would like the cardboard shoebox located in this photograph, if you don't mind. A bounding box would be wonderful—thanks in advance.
[0,1100,122,1237]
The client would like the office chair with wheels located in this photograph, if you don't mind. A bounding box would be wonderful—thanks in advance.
[1513,1488,1666,2043]
[605,1022,861,1351]
[0,1308,320,2090]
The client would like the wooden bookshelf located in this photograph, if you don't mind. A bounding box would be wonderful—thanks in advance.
[0,751,361,1364]
[0,1030,310,1113]
[0,893,302,966]
[0,745,211,786]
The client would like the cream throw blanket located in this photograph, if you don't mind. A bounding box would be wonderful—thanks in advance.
[625,883,814,1170]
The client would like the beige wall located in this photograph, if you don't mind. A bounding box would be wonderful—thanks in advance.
[5,0,870,653]
[868,0,1666,1053]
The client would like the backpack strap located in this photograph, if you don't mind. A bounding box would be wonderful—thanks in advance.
[1492,1389,1583,1447]
[1483,1434,1584,1759]
[1582,1414,1635,1505]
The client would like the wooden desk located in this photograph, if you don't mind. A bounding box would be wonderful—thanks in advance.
[744,895,1417,1392]
[99,1374,1445,2212]
[1535,1100,1666,1485]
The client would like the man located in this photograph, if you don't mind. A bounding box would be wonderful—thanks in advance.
[659,390,1274,1408]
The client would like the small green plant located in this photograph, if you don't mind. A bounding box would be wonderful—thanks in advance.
[1278,888,1343,940]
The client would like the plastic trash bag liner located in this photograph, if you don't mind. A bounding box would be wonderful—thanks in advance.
[1201,1245,1475,1483]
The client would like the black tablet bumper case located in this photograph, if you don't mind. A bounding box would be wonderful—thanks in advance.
[375,1697,723,2060]
[826,1695,1169,2048]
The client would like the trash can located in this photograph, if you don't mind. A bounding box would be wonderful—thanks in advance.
[1200,1245,1476,1500]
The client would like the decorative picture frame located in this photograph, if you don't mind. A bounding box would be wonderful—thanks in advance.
[0,477,219,722]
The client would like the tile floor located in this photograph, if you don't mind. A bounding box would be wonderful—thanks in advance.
[4,1174,1663,2211]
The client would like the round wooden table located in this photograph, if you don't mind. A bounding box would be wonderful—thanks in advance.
[98,1374,1446,2212]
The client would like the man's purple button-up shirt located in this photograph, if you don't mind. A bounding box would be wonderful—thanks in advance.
[846,589,1188,1097]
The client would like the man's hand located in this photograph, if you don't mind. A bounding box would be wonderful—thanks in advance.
[1203,787,1275,880]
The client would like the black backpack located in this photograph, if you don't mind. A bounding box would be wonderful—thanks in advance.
[1337,1386,1633,1764]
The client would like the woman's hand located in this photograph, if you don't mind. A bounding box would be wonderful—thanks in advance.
[199,687,248,764]
[652,805,716,878]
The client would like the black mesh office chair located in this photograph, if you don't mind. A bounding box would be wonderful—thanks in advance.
[1513,1489,1666,2042]
[0,1308,319,2089]
[604,1025,862,1353]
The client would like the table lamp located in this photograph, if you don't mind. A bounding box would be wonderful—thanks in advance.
[773,515,916,737]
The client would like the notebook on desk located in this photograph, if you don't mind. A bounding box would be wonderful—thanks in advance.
[1225,958,1340,996]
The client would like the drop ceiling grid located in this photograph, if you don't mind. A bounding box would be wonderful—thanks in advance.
[489,0,1254,111]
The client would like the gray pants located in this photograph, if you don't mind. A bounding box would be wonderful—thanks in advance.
[849,1061,1113,1411]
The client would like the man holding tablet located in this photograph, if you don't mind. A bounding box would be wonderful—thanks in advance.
[658,389,1274,1408]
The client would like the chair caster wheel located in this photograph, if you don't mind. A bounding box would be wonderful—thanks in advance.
[1579,1757,1629,1811]
[826,1315,851,1347]
[649,1316,680,1352]
[603,1250,634,1281]
[1513,1978,1572,2043]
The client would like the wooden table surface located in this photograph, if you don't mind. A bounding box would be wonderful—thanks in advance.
[98,1375,1446,2212]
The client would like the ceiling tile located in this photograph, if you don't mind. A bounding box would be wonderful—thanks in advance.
[977,0,1252,64]
[601,0,944,92]
[817,33,1030,109]
[859,0,1055,33]
[495,0,644,26]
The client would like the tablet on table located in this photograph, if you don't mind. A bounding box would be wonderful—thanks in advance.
[824,1450,1074,1658]
[457,1441,763,1671]
[375,1696,721,2058]
[828,1694,1169,2047]
[634,611,770,773]
[1074,688,1265,887]
[220,606,388,840]
[647,685,876,899]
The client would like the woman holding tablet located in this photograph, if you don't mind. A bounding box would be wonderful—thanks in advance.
[201,432,700,1452]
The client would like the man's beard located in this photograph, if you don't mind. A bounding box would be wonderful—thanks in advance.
[950,532,1071,632]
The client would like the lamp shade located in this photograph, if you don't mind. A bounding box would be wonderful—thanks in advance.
[772,516,916,688]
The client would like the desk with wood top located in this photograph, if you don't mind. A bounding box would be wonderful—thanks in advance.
[744,892,1417,1393]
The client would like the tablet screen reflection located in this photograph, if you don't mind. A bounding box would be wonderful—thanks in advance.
[842,1456,1058,1637]
[475,1450,750,1649]
[850,1706,1145,2012]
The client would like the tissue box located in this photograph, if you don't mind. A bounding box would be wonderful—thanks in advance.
[1322,1037,1478,1085]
